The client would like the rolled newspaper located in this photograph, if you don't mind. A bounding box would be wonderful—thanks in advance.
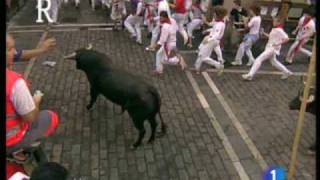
[34,90,44,97]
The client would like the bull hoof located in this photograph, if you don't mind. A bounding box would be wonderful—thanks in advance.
[86,105,93,110]
[147,138,155,144]
[130,143,140,150]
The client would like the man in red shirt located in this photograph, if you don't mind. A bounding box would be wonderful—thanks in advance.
[6,34,59,161]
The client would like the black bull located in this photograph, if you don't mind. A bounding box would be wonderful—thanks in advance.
[64,46,167,149]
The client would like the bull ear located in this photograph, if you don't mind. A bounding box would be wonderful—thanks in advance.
[86,43,93,50]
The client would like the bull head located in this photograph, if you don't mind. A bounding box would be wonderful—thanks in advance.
[63,43,93,60]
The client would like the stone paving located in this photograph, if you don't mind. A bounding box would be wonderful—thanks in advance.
[8,1,316,179]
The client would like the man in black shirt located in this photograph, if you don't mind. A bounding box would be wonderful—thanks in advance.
[230,0,248,30]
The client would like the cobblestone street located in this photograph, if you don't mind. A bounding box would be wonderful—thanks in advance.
[7,0,316,179]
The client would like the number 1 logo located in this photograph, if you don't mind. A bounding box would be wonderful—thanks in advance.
[263,166,287,180]
[270,169,276,180]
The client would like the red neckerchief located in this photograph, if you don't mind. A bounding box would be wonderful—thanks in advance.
[274,24,284,29]
[302,16,312,27]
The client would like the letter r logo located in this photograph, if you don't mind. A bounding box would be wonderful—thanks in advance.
[36,0,53,23]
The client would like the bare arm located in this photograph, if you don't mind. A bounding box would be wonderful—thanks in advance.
[20,38,56,60]
[22,92,43,123]
[169,3,175,8]
[13,80,43,123]
[263,31,269,38]
[273,37,289,47]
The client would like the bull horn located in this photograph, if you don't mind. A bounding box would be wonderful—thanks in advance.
[86,43,93,50]
[63,52,76,59]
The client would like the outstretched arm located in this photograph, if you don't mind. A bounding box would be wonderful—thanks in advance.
[19,38,56,61]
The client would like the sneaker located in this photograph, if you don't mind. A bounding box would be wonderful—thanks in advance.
[281,71,293,80]
[217,64,224,76]
[231,61,242,66]
[246,61,253,66]
[145,46,155,51]
[242,74,253,81]
[188,67,201,74]
[178,56,187,71]
[284,61,292,65]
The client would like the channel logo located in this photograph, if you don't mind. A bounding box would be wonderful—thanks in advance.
[263,166,287,180]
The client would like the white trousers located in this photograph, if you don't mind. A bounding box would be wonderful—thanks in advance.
[124,15,143,42]
[173,13,188,43]
[187,18,202,38]
[156,43,179,72]
[150,23,160,47]
[144,6,155,32]
[248,48,291,77]
[286,39,312,63]
[235,37,256,63]
[195,40,223,70]
[49,0,59,22]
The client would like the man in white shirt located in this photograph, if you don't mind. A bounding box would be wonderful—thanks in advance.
[231,5,261,66]
[285,7,315,65]
[124,0,145,44]
[169,0,192,45]
[145,0,171,51]
[144,0,157,38]
[242,17,293,81]
[186,0,205,47]
[193,6,227,74]
[152,11,186,75]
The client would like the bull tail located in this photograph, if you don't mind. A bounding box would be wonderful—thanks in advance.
[149,86,167,134]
